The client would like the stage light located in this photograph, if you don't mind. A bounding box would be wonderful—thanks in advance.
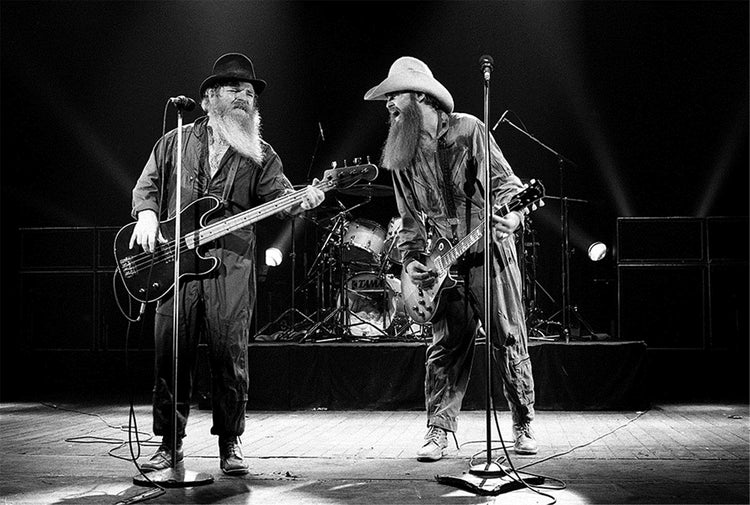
[265,247,283,267]
[587,242,608,262]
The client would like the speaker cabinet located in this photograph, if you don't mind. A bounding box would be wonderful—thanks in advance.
[20,272,96,350]
[617,217,704,262]
[709,263,749,350]
[707,217,749,261]
[617,264,706,349]
[20,228,96,269]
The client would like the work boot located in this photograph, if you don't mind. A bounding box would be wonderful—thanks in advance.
[417,425,448,461]
[513,422,538,455]
[141,439,184,472]
[219,435,249,475]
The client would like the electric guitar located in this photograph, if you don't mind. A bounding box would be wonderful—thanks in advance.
[114,162,378,303]
[401,179,545,324]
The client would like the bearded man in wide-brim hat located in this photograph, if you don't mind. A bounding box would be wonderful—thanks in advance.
[130,53,324,475]
[365,56,538,461]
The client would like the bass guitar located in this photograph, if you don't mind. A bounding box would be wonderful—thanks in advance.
[115,162,378,303]
[401,179,545,324]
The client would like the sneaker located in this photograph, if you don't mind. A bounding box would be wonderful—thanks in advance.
[417,425,448,461]
[141,441,184,472]
[513,423,538,455]
[219,435,249,475]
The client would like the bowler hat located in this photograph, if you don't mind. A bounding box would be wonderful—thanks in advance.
[199,53,267,96]
[364,56,454,113]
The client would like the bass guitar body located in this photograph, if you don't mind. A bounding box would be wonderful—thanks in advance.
[114,196,222,303]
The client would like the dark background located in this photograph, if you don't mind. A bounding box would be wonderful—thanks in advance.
[1,1,747,400]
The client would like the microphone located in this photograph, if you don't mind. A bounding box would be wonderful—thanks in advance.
[479,54,494,81]
[169,95,196,111]
[318,122,325,142]
[492,110,510,131]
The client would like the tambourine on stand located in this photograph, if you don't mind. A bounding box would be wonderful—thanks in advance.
[299,185,427,342]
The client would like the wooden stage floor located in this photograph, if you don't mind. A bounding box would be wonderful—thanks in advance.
[1,402,747,504]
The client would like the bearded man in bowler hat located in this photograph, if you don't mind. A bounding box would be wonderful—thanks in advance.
[130,53,324,474]
[364,57,538,461]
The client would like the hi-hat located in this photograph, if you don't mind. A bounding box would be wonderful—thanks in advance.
[337,184,394,197]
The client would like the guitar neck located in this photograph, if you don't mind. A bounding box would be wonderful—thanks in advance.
[434,199,520,272]
[187,180,332,248]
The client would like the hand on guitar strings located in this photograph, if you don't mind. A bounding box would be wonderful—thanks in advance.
[491,201,544,243]
[300,179,325,210]
[129,209,167,254]
[405,260,437,289]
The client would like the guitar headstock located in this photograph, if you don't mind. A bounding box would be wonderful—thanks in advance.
[511,179,546,212]
[322,159,379,189]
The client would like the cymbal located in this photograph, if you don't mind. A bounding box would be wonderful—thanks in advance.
[337,184,394,197]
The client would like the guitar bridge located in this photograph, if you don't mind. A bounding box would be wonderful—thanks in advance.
[119,257,137,278]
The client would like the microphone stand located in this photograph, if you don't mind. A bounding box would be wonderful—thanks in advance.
[438,57,543,496]
[134,101,213,488]
[496,116,595,341]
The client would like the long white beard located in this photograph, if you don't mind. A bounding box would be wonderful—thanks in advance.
[380,98,423,172]
[212,106,263,165]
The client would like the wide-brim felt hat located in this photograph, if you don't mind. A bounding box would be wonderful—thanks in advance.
[199,53,267,96]
[364,56,454,113]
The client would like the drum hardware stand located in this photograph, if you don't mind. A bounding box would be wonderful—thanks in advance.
[301,202,372,342]
[520,216,560,340]
[256,216,315,341]
[299,212,348,342]
[496,114,596,342]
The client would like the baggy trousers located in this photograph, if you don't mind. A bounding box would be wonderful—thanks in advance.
[152,253,254,441]
[425,239,535,433]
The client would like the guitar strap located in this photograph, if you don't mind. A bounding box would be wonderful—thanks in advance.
[437,137,459,245]
[220,162,239,208]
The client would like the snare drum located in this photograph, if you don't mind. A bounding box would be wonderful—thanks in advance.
[341,219,386,265]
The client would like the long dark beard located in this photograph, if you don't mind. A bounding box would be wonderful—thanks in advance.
[380,98,423,172]
[211,103,263,164]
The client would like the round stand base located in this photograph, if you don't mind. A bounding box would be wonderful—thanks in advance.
[133,465,214,488]
[469,461,508,478]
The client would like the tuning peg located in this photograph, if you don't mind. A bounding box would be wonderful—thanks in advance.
[366,155,371,164]
[331,161,337,168]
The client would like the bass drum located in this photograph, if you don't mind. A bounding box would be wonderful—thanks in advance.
[339,270,388,337]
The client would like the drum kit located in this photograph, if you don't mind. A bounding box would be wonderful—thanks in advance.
[292,183,425,342]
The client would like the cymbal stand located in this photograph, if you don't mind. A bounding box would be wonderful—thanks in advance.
[546,189,597,341]
[497,115,595,341]
[521,216,559,338]
[256,216,315,340]
[299,212,347,342]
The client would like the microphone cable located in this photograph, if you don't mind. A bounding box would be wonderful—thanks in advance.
[115,97,183,503]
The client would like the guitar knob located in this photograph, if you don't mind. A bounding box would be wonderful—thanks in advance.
[418,300,425,306]
[138,288,146,294]
[152,282,160,289]
[426,306,433,312]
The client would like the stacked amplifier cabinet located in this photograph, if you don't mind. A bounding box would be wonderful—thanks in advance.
[19,226,154,352]
[617,217,748,349]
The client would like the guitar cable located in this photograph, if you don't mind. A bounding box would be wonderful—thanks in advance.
[112,98,175,504]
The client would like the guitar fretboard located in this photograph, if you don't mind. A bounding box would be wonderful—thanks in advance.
[189,179,333,248]
[433,199,522,272]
